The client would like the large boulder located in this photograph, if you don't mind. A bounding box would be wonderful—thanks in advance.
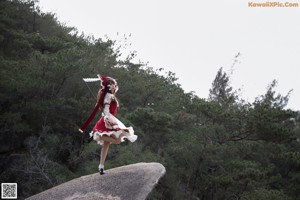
[26,162,166,200]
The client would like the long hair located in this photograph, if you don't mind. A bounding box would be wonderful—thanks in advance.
[97,79,117,108]
[105,79,116,94]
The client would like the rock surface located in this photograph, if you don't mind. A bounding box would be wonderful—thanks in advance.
[26,162,166,200]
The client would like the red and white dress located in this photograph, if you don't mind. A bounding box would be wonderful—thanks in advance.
[90,93,137,145]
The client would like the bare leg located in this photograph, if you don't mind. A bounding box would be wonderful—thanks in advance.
[98,135,122,175]
[112,133,126,143]
[104,133,125,144]
[98,134,122,164]
[101,135,121,144]
[100,141,110,166]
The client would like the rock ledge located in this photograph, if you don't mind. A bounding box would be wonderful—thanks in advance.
[26,162,166,200]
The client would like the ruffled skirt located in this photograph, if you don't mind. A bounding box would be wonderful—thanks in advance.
[90,114,137,145]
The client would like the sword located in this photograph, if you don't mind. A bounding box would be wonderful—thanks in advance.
[82,77,101,99]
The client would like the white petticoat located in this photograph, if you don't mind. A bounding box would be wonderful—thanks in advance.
[90,114,137,145]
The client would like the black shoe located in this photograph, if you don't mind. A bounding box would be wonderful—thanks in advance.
[99,168,105,175]
[88,136,93,143]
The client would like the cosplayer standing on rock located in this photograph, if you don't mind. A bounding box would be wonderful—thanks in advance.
[79,74,138,175]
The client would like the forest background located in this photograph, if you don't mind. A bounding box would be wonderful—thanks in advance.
[0,1,299,199]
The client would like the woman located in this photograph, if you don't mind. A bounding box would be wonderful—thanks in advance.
[80,75,137,175]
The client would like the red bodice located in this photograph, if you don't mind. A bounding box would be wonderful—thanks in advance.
[109,99,118,116]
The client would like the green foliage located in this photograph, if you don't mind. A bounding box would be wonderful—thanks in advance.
[246,188,292,200]
[127,107,173,154]
[0,1,299,199]
[209,67,237,105]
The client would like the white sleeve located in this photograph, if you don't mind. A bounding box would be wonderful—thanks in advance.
[103,93,113,105]
[103,104,110,116]
[103,93,112,116]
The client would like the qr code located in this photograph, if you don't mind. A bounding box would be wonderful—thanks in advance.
[1,183,17,199]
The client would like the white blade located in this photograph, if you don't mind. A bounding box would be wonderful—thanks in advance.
[82,78,100,82]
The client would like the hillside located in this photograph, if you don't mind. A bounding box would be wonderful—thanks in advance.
[1,1,299,199]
